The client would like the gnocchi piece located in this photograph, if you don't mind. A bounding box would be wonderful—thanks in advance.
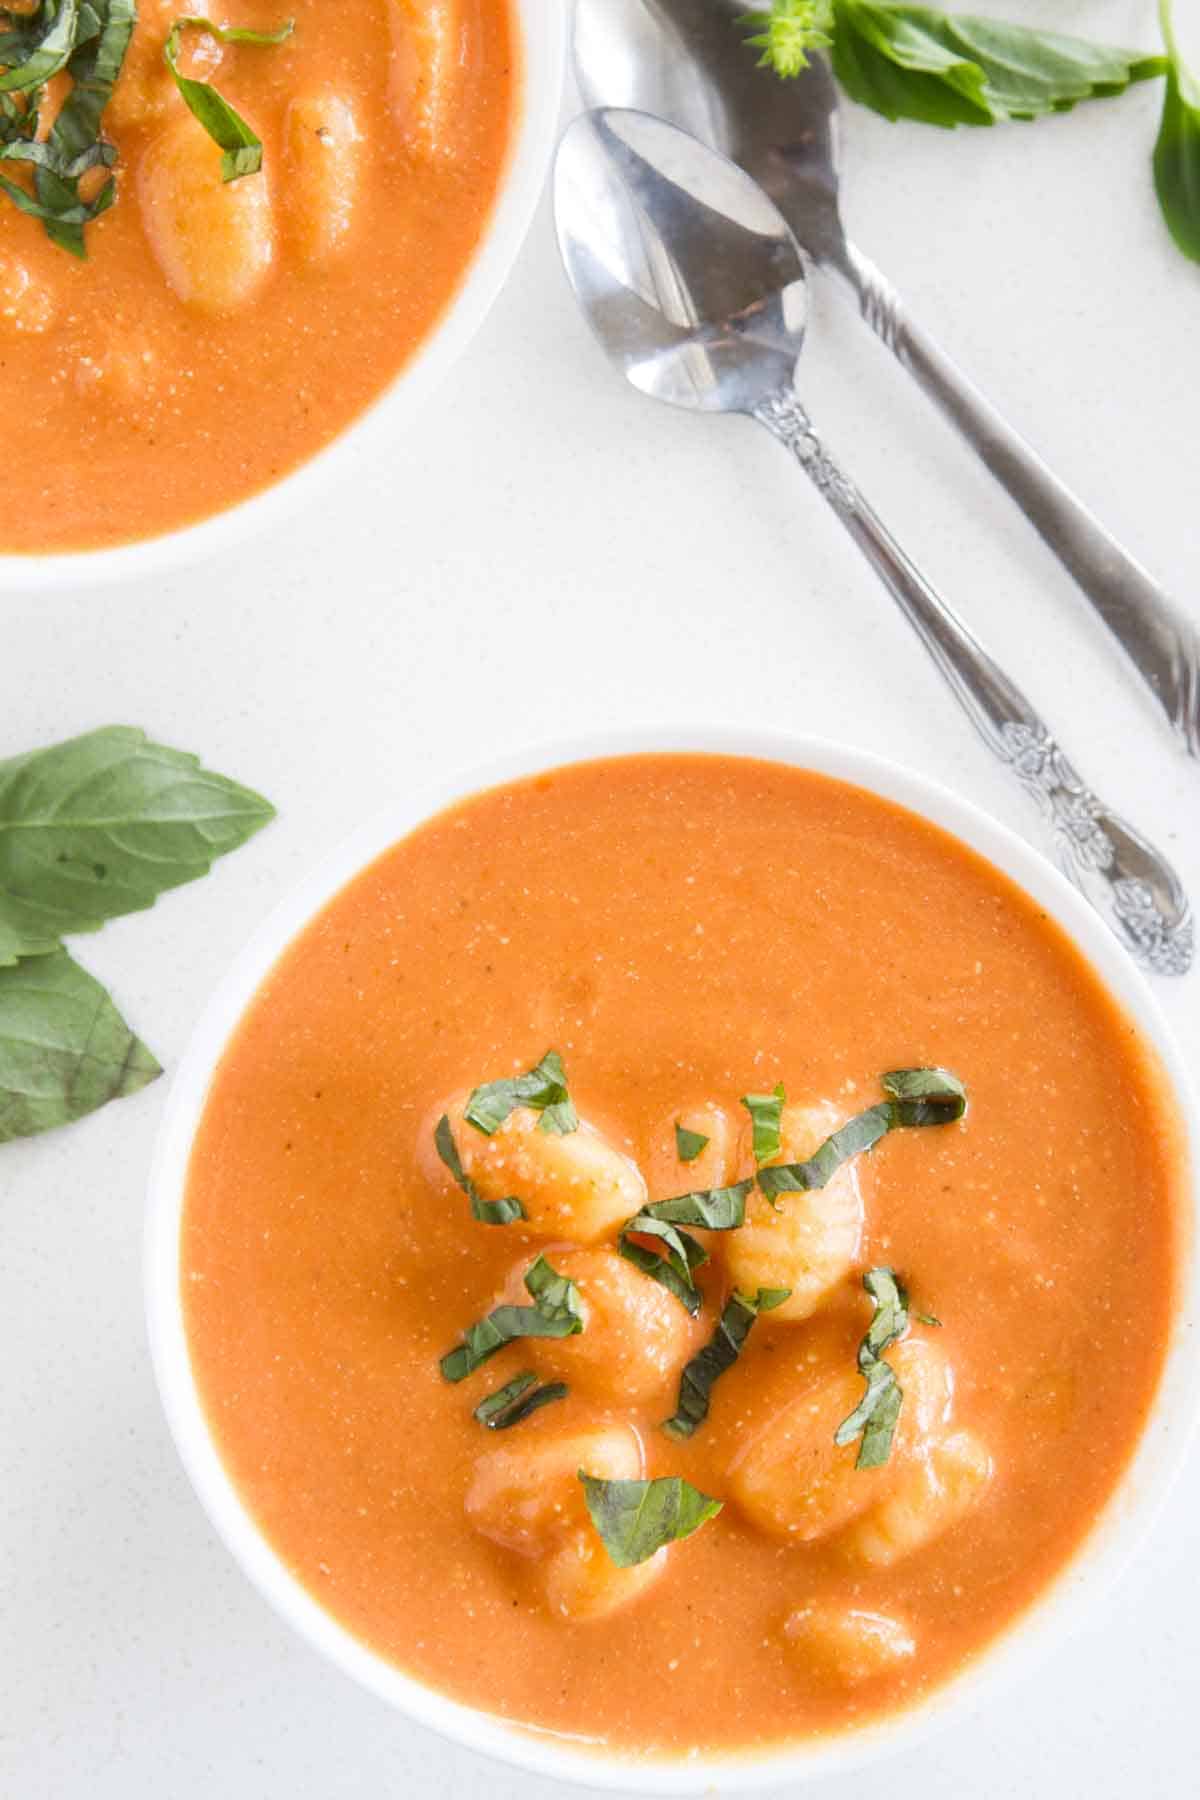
[844,1429,992,1569]
[783,1603,916,1685]
[108,2,225,133]
[73,344,159,408]
[724,1101,864,1321]
[0,257,56,335]
[500,1247,702,1406]
[466,1420,664,1621]
[139,116,276,312]
[388,0,470,159]
[443,1098,647,1243]
[730,1338,952,1543]
[644,1102,739,1201]
[284,89,363,267]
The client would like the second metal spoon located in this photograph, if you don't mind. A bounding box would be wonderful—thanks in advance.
[554,107,1192,975]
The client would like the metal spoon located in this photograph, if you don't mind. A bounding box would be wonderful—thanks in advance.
[573,0,1200,757]
[554,107,1193,976]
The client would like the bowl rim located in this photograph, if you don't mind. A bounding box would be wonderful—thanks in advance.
[145,726,1199,1793]
[0,0,566,592]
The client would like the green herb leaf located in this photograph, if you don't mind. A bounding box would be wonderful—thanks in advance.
[741,1081,786,1164]
[578,1471,723,1567]
[164,14,294,183]
[440,1255,583,1382]
[757,1067,965,1201]
[674,1121,709,1164]
[830,2,1165,128]
[434,1114,525,1225]
[834,1266,938,1468]
[0,727,276,967]
[1154,0,1200,263]
[473,1370,569,1430]
[0,0,82,94]
[664,1286,791,1439]
[464,1048,578,1137]
[0,948,160,1143]
[617,1181,753,1313]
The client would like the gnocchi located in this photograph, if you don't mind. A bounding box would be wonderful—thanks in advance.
[284,90,364,268]
[388,0,470,159]
[783,1603,916,1685]
[844,1429,993,1569]
[724,1101,864,1321]
[139,115,276,312]
[108,3,224,133]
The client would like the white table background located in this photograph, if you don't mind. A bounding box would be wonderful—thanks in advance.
[4,3,1198,1793]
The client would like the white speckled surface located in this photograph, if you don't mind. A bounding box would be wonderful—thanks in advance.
[2,3,1198,1793]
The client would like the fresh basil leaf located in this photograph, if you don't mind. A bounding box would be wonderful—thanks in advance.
[164,15,294,183]
[617,1214,708,1315]
[0,0,81,93]
[831,1,1165,127]
[1154,0,1200,263]
[757,1068,965,1200]
[674,1121,709,1164]
[0,727,276,968]
[664,1286,791,1439]
[578,1471,722,1567]
[433,1114,525,1225]
[473,1370,569,1430]
[36,0,134,258]
[0,949,160,1142]
[741,1081,785,1164]
[834,1265,937,1468]
[464,1048,578,1137]
[440,1255,583,1382]
[641,1182,753,1230]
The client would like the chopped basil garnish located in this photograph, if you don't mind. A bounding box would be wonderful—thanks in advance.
[434,1113,525,1225]
[464,1048,578,1137]
[835,1267,939,1469]
[757,1068,966,1201]
[473,1370,568,1430]
[440,1255,583,1383]
[617,1181,754,1314]
[664,1287,791,1439]
[674,1121,709,1164]
[578,1471,722,1567]
[741,1082,785,1164]
[164,15,294,182]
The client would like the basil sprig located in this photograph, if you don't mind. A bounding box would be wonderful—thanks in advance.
[164,15,294,182]
[473,1370,568,1431]
[0,727,274,1144]
[741,1081,785,1164]
[757,1067,965,1202]
[464,1048,578,1137]
[0,0,134,257]
[1154,0,1200,264]
[440,1256,584,1382]
[835,1266,938,1468]
[578,1472,722,1567]
[434,1114,525,1225]
[617,1181,754,1314]
[664,1286,791,1439]
[674,1121,709,1164]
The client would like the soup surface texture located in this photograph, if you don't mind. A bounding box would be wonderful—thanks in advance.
[1,0,515,553]
[182,755,1183,1757]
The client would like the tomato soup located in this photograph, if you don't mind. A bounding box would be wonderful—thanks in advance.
[182,755,1183,1756]
[0,1,515,552]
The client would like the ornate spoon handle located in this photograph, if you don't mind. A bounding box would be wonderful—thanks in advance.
[753,388,1194,977]
[836,244,1200,758]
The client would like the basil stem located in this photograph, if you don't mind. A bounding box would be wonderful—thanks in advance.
[674,1122,709,1163]
[434,1114,525,1225]
[578,1471,722,1567]
[741,1081,785,1164]
[464,1048,578,1137]
[617,1181,754,1314]
[440,1256,584,1383]
[164,15,294,182]
[757,1067,965,1201]
[473,1370,569,1430]
[663,1286,791,1439]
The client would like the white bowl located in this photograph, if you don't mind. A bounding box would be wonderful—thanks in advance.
[145,727,1198,1793]
[0,0,565,593]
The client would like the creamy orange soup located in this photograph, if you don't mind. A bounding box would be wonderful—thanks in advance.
[183,755,1183,1756]
[1,1,515,552]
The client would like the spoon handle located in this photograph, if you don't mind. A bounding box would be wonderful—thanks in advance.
[835,244,1200,759]
[753,388,1194,977]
